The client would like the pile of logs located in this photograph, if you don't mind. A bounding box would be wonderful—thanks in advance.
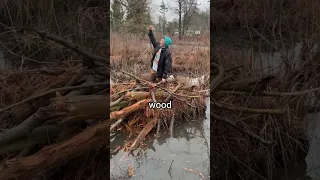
[0,28,109,180]
[110,71,208,153]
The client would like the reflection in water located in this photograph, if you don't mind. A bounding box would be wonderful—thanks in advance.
[0,51,12,69]
[306,113,320,179]
[110,98,210,180]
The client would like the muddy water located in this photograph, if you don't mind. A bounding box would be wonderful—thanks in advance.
[110,98,210,180]
[250,43,320,179]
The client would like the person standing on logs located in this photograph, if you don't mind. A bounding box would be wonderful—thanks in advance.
[146,25,173,83]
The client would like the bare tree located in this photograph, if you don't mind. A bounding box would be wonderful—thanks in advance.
[173,0,198,40]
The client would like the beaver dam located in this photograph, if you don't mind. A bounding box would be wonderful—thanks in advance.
[110,31,210,179]
[0,1,109,179]
[110,70,208,148]
[110,73,210,180]
[211,43,320,179]
[0,30,109,180]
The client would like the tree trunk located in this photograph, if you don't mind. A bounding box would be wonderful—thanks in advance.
[178,0,182,40]
[0,120,110,180]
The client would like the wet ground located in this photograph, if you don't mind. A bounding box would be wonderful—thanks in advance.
[110,98,210,180]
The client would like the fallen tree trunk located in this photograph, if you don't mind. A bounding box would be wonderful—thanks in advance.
[0,106,64,146]
[110,99,151,121]
[0,120,109,180]
[0,125,62,154]
[125,91,168,100]
[0,94,109,148]
[0,81,109,114]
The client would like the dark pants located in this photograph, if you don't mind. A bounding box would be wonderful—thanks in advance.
[149,69,161,83]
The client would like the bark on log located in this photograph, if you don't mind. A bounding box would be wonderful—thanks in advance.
[0,106,63,146]
[51,95,109,124]
[110,99,151,121]
[0,82,109,114]
[0,95,108,147]
[0,125,61,154]
[0,120,109,180]
[125,91,168,100]
[66,95,109,116]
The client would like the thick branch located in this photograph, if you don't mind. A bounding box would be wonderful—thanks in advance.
[110,99,151,121]
[0,106,63,146]
[0,120,109,180]
[129,117,158,152]
[0,82,109,114]
[0,125,61,154]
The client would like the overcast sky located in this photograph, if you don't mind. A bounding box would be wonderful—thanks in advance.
[150,0,210,22]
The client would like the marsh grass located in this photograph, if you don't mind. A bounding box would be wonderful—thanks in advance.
[110,32,210,79]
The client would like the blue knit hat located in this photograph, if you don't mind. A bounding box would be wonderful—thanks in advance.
[163,36,172,48]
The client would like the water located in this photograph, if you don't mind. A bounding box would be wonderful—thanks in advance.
[0,50,12,69]
[110,98,210,180]
[305,113,320,179]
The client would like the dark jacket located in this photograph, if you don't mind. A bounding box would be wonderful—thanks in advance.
[148,30,172,79]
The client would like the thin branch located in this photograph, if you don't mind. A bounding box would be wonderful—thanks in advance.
[218,86,320,97]
[211,113,274,145]
[110,118,124,132]
[110,95,125,108]
[212,102,285,115]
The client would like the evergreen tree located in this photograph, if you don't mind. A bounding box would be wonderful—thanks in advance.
[125,0,152,34]
[111,0,124,32]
